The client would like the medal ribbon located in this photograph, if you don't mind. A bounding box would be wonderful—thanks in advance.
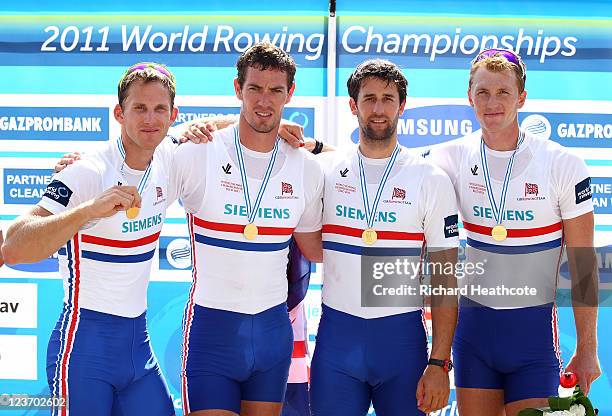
[357,144,401,230]
[480,130,525,226]
[117,137,152,195]
[233,126,280,224]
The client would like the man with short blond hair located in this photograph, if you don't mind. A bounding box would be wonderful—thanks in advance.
[430,48,600,416]
[2,62,179,415]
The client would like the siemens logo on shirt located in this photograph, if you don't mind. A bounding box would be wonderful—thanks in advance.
[473,206,534,221]
[122,214,163,233]
[335,204,397,223]
[224,203,290,219]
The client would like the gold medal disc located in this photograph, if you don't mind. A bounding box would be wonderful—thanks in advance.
[126,207,140,219]
[362,228,378,245]
[491,224,507,241]
[243,223,259,240]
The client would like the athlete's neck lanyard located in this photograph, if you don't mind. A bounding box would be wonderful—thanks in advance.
[117,137,152,219]
[480,130,525,241]
[233,125,280,240]
[357,144,401,245]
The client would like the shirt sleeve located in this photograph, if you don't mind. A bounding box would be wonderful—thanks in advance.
[294,152,324,233]
[154,135,180,208]
[420,164,460,249]
[551,149,593,220]
[427,140,462,188]
[37,159,102,215]
[169,141,208,214]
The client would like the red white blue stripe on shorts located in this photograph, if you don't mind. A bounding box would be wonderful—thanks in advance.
[51,235,81,416]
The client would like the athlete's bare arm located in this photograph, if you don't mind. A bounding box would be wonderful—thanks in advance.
[417,247,458,414]
[1,186,141,265]
[563,211,601,395]
[293,231,323,263]
[179,115,308,148]
[303,139,336,153]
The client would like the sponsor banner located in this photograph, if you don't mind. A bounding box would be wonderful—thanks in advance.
[520,112,612,148]
[0,335,37,380]
[0,283,37,329]
[0,16,327,68]
[345,106,612,149]
[350,105,478,147]
[0,107,108,141]
[174,106,316,138]
[3,168,53,205]
[336,16,611,72]
[592,177,612,214]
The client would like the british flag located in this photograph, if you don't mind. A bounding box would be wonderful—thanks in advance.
[525,183,539,196]
[282,182,293,195]
[392,187,406,200]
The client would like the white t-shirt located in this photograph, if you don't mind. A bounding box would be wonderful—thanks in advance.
[169,125,324,314]
[429,131,593,308]
[38,137,175,317]
[321,144,459,318]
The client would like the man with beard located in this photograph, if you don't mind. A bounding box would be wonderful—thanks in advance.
[310,59,459,416]
[169,42,323,416]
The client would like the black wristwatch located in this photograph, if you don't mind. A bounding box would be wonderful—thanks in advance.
[428,358,453,373]
[312,140,324,155]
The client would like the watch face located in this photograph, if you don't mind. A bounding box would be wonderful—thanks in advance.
[444,360,454,372]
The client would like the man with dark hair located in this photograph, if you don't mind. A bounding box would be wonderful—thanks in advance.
[169,42,324,416]
[237,42,297,91]
[347,59,408,105]
[310,58,458,416]
[2,62,178,415]
[430,48,600,416]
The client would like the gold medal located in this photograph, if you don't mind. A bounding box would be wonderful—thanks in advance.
[362,228,378,245]
[243,223,258,240]
[126,207,140,219]
[491,224,507,241]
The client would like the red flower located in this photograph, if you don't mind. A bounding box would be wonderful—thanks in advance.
[560,372,578,388]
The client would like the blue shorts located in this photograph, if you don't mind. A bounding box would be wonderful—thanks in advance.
[183,303,293,414]
[46,306,173,416]
[310,305,428,416]
[282,383,310,416]
[453,297,562,403]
